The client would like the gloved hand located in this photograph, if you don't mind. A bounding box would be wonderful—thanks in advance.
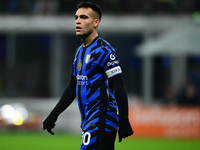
[118,118,134,142]
[43,112,58,135]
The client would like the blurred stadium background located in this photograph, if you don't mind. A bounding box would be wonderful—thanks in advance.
[0,0,200,149]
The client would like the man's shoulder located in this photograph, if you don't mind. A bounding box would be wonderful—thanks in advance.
[71,45,82,60]
[73,45,82,54]
[75,45,82,52]
[98,37,110,47]
[96,37,115,53]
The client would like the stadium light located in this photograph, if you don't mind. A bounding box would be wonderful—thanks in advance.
[0,103,28,126]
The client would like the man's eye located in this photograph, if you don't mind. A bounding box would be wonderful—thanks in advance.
[81,16,88,19]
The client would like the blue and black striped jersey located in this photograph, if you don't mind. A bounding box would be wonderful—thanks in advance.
[72,36,122,132]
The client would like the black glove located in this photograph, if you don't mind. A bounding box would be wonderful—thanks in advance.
[118,118,134,142]
[43,112,58,135]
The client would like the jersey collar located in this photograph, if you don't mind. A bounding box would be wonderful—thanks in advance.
[82,36,100,49]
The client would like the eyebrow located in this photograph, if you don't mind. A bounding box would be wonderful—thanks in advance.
[75,14,89,19]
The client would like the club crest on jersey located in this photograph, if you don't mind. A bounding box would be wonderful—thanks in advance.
[78,60,82,71]
[85,54,91,64]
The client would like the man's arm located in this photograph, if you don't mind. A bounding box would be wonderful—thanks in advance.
[109,74,134,142]
[43,74,76,135]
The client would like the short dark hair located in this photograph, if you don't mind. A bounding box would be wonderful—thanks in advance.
[77,1,102,21]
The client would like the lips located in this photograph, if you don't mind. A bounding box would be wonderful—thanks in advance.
[76,26,82,31]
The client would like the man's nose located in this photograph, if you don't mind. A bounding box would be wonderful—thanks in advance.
[75,18,81,24]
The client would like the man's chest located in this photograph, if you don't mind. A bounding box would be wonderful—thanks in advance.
[75,48,103,75]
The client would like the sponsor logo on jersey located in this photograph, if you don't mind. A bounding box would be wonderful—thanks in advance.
[77,75,88,85]
[76,75,88,80]
[107,60,119,66]
[110,54,115,60]
[78,60,82,71]
[85,54,91,64]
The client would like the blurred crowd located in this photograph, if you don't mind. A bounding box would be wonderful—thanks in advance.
[0,0,199,15]
[163,59,200,106]
[0,0,200,107]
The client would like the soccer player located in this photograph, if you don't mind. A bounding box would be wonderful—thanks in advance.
[43,1,133,150]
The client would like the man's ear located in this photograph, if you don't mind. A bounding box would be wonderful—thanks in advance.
[94,19,100,28]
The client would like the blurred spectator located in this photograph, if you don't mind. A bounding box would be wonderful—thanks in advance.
[7,0,22,14]
[32,0,58,15]
[0,0,6,14]
[177,77,198,106]
[0,35,6,64]
[187,59,200,104]
[119,0,142,14]
[193,0,200,11]
[58,0,78,14]
[163,86,177,105]
[0,0,198,15]
[57,0,112,14]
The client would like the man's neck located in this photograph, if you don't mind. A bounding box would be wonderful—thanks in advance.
[81,32,98,47]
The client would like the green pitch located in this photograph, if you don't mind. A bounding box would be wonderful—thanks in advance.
[0,132,200,150]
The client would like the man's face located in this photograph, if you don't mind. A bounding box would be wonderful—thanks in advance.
[75,7,98,38]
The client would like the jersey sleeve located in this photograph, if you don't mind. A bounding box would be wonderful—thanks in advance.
[101,50,122,78]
